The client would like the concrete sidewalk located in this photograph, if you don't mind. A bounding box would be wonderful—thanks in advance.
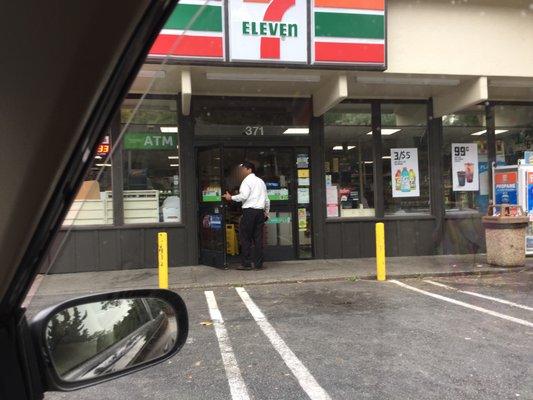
[34,254,532,296]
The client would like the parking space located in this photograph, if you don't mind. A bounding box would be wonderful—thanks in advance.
[34,271,532,400]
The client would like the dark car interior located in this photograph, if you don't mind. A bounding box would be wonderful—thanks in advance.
[0,2,189,399]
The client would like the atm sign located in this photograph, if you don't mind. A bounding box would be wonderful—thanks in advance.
[124,133,177,150]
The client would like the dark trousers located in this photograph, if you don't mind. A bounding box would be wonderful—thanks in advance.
[239,208,265,267]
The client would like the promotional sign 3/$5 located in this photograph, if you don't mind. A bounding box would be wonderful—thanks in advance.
[390,148,420,198]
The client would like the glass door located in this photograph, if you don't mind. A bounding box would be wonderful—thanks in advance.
[246,148,296,261]
[223,147,303,262]
[197,146,226,268]
[198,146,313,267]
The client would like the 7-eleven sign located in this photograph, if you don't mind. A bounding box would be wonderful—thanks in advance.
[228,0,308,63]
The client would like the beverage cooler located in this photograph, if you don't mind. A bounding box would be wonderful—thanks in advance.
[494,160,533,255]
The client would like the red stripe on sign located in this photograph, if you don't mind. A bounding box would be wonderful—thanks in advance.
[315,42,384,63]
[150,34,223,58]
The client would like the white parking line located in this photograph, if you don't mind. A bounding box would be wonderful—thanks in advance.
[424,279,533,312]
[389,280,533,328]
[235,287,332,400]
[204,291,251,400]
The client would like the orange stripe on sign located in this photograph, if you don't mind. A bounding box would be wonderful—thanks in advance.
[314,0,385,11]
[150,34,223,58]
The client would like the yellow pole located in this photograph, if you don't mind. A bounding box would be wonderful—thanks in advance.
[376,222,386,281]
[158,232,169,289]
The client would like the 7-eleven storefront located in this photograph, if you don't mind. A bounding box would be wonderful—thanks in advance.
[46,0,533,273]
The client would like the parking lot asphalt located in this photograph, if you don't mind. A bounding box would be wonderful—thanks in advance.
[28,271,532,400]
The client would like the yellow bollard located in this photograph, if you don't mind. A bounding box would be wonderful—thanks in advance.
[158,232,168,289]
[375,222,386,281]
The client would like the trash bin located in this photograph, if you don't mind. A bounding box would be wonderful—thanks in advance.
[482,205,529,267]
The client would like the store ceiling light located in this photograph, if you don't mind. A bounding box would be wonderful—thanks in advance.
[332,145,355,150]
[364,161,373,164]
[160,126,178,133]
[95,163,112,167]
[471,129,509,136]
[366,129,401,136]
[138,70,166,79]
[94,155,102,160]
[356,76,460,86]
[206,72,321,83]
[283,128,309,134]
[168,156,179,160]
[382,156,391,159]
[169,164,180,167]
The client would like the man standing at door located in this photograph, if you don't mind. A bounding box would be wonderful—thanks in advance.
[223,161,270,270]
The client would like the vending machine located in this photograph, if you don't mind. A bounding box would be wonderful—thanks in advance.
[516,159,533,255]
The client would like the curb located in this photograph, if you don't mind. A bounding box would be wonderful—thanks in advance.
[168,266,530,291]
[34,266,532,296]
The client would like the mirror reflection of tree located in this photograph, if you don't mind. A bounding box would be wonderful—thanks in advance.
[112,300,151,342]
[100,299,122,310]
[47,307,89,352]
[47,306,102,376]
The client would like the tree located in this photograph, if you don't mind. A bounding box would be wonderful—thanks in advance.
[46,307,89,352]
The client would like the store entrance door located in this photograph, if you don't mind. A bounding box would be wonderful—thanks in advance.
[197,146,313,267]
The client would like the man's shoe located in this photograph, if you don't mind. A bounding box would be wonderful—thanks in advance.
[254,264,265,270]
[237,265,253,270]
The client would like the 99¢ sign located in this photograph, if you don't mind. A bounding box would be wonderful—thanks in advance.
[451,143,478,191]
[390,148,420,198]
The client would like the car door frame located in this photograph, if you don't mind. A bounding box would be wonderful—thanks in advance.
[0,1,178,399]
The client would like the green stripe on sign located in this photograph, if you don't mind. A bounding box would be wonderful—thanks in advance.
[164,4,222,32]
[315,12,384,39]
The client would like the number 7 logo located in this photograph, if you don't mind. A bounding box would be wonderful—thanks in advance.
[244,0,296,59]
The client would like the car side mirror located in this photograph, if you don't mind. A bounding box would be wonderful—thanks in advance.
[30,289,188,391]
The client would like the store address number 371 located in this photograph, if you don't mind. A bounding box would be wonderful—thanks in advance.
[243,126,264,136]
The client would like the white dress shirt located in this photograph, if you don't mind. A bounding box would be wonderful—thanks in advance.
[231,173,270,213]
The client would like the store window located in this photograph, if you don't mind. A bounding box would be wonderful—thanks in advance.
[324,103,374,218]
[193,97,311,137]
[494,105,533,165]
[121,98,181,224]
[442,106,488,214]
[381,103,430,215]
[62,135,113,226]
